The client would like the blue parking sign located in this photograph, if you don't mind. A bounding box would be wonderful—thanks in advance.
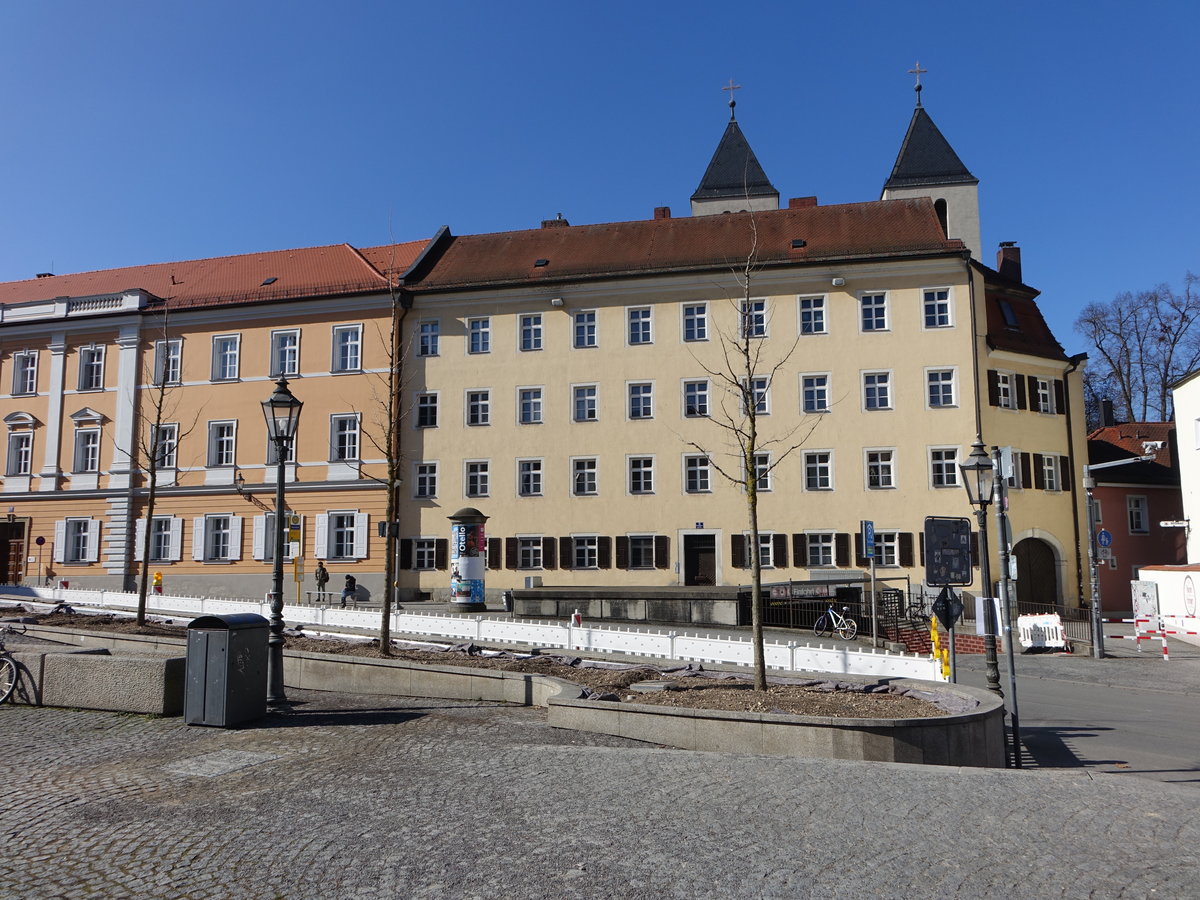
[862,520,875,558]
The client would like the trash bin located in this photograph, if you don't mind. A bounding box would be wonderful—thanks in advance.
[184,613,269,727]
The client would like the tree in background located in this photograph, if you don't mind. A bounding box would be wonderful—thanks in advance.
[1075,273,1200,426]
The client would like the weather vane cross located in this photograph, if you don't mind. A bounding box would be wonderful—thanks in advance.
[908,61,927,106]
[722,78,742,118]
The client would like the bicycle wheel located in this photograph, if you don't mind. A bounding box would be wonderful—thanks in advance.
[838,619,858,641]
[0,657,17,704]
[813,615,831,638]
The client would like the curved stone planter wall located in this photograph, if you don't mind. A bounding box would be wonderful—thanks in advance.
[13,623,1003,767]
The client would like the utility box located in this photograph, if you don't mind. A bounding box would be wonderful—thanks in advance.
[184,613,269,727]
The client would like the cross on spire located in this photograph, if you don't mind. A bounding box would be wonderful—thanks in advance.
[722,78,741,119]
[908,61,927,107]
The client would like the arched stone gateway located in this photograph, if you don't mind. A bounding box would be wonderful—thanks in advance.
[1014,537,1059,606]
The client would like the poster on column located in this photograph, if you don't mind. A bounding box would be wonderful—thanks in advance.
[451,522,486,603]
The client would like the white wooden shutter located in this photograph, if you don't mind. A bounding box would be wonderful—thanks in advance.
[192,517,206,561]
[134,519,146,562]
[314,514,328,559]
[229,515,243,560]
[252,515,266,560]
[169,517,183,561]
[53,520,66,563]
[353,512,369,559]
[85,519,101,562]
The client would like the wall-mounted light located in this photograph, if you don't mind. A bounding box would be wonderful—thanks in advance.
[550,297,564,308]
[831,277,846,287]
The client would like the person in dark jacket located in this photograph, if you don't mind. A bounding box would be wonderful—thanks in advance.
[340,574,357,608]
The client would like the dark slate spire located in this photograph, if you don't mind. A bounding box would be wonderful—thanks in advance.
[691,114,778,203]
[883,105,978,190]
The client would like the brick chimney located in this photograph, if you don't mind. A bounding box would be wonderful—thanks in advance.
[788,196,818,209]
[541,213,570,228]
[653,206,671,220]
[997,242,1022,282]
[1101,398,1117,427]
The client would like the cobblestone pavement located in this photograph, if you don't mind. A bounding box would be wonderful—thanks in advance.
[2,690,1198,899]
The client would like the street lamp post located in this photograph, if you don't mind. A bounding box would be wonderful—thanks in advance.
[959,435,1003,696]
[261,378,303,708]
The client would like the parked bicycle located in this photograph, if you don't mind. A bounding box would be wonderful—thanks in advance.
[0,634,20,705]
[813,604,858,641]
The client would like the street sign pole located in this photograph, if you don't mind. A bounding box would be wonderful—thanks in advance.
[994,446,1022,768]
[862,521,877,646]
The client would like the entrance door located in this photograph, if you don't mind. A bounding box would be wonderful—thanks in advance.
[1014,538,1057,607]
[683,534,716,586]
[0,521,26,584]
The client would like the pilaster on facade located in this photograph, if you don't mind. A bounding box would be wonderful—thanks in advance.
[37,333,66,491]
[108,325,142,490]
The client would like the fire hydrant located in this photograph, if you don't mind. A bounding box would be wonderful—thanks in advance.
[153,571,163,594]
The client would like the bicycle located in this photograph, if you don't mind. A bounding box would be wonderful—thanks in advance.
[0,636,20,705]
[813,604,858,641]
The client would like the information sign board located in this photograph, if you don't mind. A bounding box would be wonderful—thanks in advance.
[923,516,972,586]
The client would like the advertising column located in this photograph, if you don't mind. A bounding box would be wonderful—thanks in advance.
[448,507,488,612]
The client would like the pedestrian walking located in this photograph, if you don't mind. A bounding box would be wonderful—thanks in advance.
[314,562,329,603]
[340,574,357,608]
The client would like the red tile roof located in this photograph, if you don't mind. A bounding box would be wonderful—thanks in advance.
[978,263,1066,361]
[1087,422,1178,485]
[0,241,428,311]
[409,199,964,292]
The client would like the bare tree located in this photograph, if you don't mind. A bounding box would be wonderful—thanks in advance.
[684,220,819,690]
[1075,273,1200,424]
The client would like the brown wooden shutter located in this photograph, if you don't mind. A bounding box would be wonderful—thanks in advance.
[559,537,573,570]
[918,531,926,566]
[987,370,1000,407]
[835,533,850,567]
[505,537,518,570]
[654,535,670,569]
[1019,452,1032,489]
[434,538,448,570]
[730,534,746,569]
[597,536,612,569]
[399,538,413,570]
[899,532,914,568]
[1053,379,1066,415]
[772,533,788,568]
[615,536,629,569]
[854,532,867,567]
[542,537,557,570]
[1027,375,1040,411]
[1015,375,1028,410]
[1060,456,1073,492]
[1032,453,1046,489]
[970,532,980,568]
[793,534,808,567]
[487,537,502,570]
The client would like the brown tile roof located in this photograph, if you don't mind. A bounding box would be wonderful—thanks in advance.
[1087,422,1178,485]
[0,241,427,312]
[409,199,964,292]
[978,261,1066,361]
[357,241,428,280]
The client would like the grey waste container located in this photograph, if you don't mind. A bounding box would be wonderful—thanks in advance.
[184,613,269,727]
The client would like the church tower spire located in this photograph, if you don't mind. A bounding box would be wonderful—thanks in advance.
[690,81,779,217]
[881,64,981,255]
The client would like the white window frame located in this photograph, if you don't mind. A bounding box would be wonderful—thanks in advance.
[804,450,833,492]
[753,452,771,492]
[12,351,38,395]
[806,532,835,567]
[63,517,99,564]
[73,427,101,474]
[465,460,490,498]
[798,295,827,335]
[573,384,598,423]
[467,317,491,354]
[330,413,361,461]
[874,531,899,567]
[517,458,543,497]
[154,339,182,385]
[416,393,438,428]
[1041,454,1061,491]
[466,389,491,426]
[210,335,240,382]
[926,368,956,409]
[1127,495,1149,534]
[152,423,178,469]
[860,293,888,332]
[742,376,770,415]
[572,457,598,496]
[863,371,892,411]
[519,314,543,352]
[628,534,655,569]
[78,345,105,391]
[922,288,953,329]
[741,297,768,339]
[865,448,896,490]
[996,371,1016,410]
[628,382,654,420]
[414,462,438,499]
[148,515,180,563]
[751,532,774,569]
[682,303,708,342]
[684,455,711,493]
[627,307,652,346]
[413,538,438,570]
[573,535,599,569]
[628,456,654,495]
[6,431,33,476]
[518,387,543,425]
[573,310,598,349]
[323,510,367,560]
[270,329,300,377]
[517,536,543,570]
[1034,377,1055,414]
[202,514,238,562]
[683,379,709,418]
[930,447,960,488]
[416,320,439,358]
[801,373,830,413]
[207,421,237,468]
[332,324,363,372]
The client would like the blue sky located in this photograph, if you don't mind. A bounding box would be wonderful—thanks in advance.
[2,1,1196,349]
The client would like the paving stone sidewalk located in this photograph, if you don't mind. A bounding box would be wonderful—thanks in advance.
[2,687,1197,899]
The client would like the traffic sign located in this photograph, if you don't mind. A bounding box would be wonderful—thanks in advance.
[932,585,964,631]
[923,516,972,586]
[1097,529,1113,548]
[861,520,875,559]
